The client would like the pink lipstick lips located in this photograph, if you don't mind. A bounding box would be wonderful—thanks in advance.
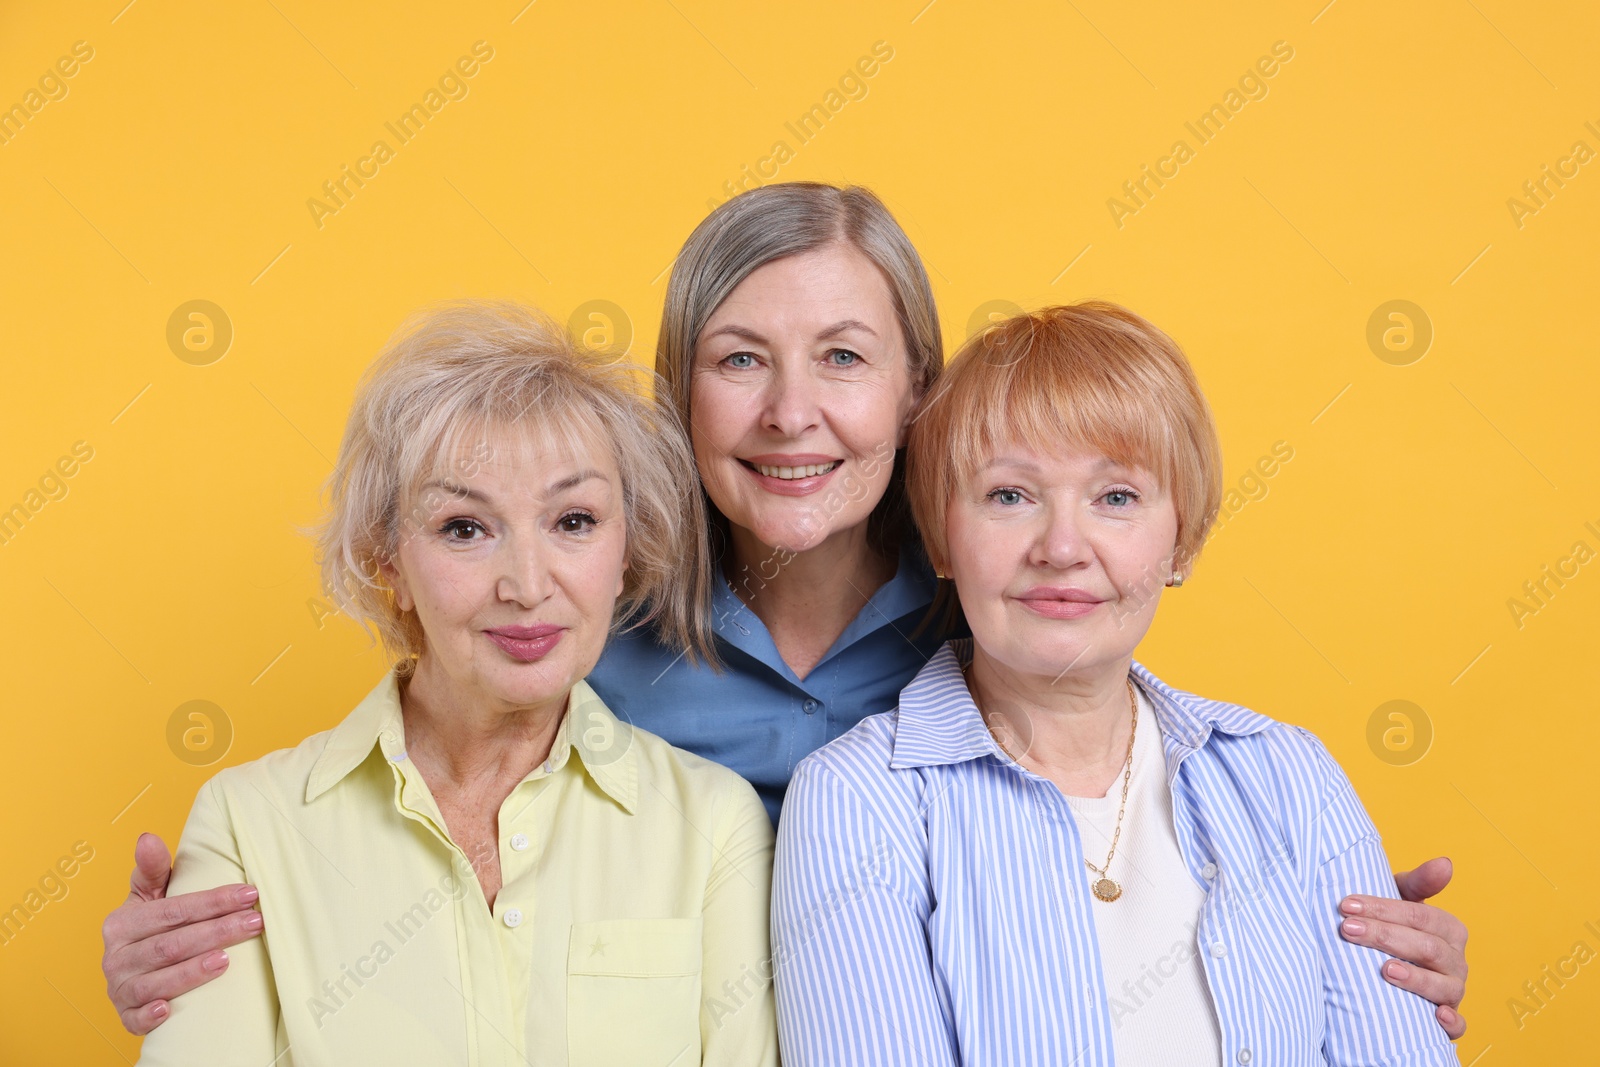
[484,624,564,662]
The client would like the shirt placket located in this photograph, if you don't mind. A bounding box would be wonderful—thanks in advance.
[385,749,530,1067]
[492,774,547,1062]
[1165,746,1252,1067]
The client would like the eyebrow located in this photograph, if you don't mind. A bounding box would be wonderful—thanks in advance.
[546,469,608,495]
[980,455,1128,475]
[420,469,608,504]
[702,319,879,346]
[816,319,878,341]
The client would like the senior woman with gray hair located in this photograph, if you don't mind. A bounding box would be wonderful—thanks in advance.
[134,303,776,1067]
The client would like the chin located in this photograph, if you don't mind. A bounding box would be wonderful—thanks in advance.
[748,513,833,554]
[482,661,574,703]
[994,634,1104,679]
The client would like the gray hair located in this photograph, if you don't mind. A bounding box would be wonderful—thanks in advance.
[656,182,944,610]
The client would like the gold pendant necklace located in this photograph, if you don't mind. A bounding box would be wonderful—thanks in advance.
[966,662,1139,903]
[1084,678,1138,903]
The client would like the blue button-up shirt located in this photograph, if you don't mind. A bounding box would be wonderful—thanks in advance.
[769,639,1458,1066]
[587,543,959,825]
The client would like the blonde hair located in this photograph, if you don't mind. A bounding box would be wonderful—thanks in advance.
[313,300,715,677]
[656,182,943,601]
[907,302,1223,579]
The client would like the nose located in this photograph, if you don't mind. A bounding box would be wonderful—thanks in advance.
[495,528,556,608]
[760,355,822,439]
[1031,499,1094,572]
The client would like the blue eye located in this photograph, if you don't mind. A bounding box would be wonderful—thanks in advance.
[826,349,860,366]
[724,352,756,369]
[1103,488,1138,507]
[987,488,1025,506]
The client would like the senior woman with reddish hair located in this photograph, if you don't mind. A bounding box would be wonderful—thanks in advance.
[771,303,1458,1066]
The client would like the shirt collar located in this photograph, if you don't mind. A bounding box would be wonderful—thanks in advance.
[306,670,639,813]
[890,639,1274,773]
[710,538,941,682]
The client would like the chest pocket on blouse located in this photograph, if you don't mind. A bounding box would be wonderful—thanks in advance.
[568,917,703,1067]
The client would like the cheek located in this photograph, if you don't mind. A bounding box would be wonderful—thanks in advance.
[837,383,913,458]
[410,558,482,622]
[1106,525,1178,601]
[942,504,996,591]
[568,531,630,614]
[688,379,743,454]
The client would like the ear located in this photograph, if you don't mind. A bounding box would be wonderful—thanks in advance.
[895,382,926,450]
[895,414,913,450]
[377,553,414,612]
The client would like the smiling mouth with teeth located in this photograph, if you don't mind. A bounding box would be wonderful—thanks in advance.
[742,460,841,480]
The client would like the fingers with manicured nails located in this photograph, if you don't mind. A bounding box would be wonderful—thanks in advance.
[1374,955,1467,1015]
[114,949,232,1035]
[129,833,175,902]
[118,998,171,1037]
[132,908,262,977]
[1341,859,1468,1041]
[1392,856,1453,903]
[1340,912,1461,986]
[120,948,232,1011]
[1436,1004,1467,1041]
[104,852,260,1035]
[109,882,259,948]
[1340,894,1469,960]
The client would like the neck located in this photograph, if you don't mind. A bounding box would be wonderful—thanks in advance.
[965,647,1136,797]
[399,655,567,791]
[723,520,897,647]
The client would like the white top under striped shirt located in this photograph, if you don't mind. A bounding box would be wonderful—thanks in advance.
[1063,688,1222,1066]
[770,638,1457,1066]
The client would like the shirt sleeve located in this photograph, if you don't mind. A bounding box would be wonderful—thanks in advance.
[770,757,958,1067]
[135,775,283,1067]
[700,775,780,1067]
[1296,729,1459,1067]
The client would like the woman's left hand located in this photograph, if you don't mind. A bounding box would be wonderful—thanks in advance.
[1338,856,1468,1040]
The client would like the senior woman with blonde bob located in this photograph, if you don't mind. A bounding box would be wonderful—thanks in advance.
[771,304,1458,1066]
[135,303,777,1067]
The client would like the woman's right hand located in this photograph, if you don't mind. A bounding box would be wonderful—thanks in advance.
[101,832,264,1034]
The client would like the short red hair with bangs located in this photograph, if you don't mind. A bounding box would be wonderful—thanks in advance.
[906,302,1223,579]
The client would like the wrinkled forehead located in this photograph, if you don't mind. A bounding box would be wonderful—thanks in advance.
[405,408,619,501]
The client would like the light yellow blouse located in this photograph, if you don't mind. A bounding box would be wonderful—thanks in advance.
[136,671,778,1067]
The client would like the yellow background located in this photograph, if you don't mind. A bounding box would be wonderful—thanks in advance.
[1,0,1595,1062]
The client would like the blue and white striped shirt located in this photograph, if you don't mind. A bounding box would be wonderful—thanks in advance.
[770,640,1459,1066]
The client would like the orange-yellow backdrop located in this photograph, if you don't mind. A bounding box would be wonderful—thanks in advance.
[2,0,1595,1062]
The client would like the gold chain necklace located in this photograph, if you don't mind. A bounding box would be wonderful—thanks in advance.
[1084,678,1138,902]
[968,665,1140,903]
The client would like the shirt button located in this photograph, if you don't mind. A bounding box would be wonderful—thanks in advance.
[509,833,529,852]
[1237,1049,1253,1065]
[802,699,820,715]
[1202,862,1218,880]
[1210,942,1228,958]
[503,908,523,928]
